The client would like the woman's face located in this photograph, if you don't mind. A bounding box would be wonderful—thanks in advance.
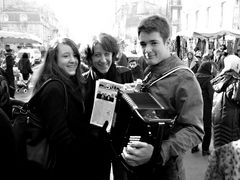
[57,43,79,76]
[91,43,113,74]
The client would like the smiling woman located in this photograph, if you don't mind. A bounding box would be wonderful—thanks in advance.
[57,43,79,76]
[26,37,87,178]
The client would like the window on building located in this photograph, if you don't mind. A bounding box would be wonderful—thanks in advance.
[172,9,178,23]
[2,14,8,22]
[195,10,199,29]
[20,14,28,22]
[171,0,180,6]
[172,25,177,35]
[220,2,227,27]
[28,14,40,21]
[206,7,210,28]
[8,13,19,21]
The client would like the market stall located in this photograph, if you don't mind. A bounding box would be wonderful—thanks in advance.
[193,29,240,54]
[0,30,42,46]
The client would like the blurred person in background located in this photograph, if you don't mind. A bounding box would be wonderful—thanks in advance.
[128,59,144,81]
[116,50,128,67]
[191,62,214,155]
[205,137,240,180]
[216,51,228,73]
[82,32,133,180]
[190,50,202,73]
[211,55,240,148]
[116,40,128,67]
[4,46,15,98]
[213,49,222,62]
[183,51,197,68]
[207,49,214,61]
[17,52,33,81]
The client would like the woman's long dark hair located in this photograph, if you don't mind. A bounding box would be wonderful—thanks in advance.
[33,37,85,95]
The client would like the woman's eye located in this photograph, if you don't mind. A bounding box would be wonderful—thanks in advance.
[94,54,101,58]
[63,55,69,58]
[105,53,110,57]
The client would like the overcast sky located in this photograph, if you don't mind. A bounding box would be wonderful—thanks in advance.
[29,0,116,43]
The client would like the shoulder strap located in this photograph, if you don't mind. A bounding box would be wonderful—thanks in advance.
[116,66,131,74]
[29,79,68,113]
[149,66,194,87]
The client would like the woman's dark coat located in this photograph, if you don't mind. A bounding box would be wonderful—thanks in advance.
[211,70,240,148]
[32,79,90,178]
[18,57,33,80]
[195,62,214,128]
[0,108,17,176]
[5,52,15,97]
[83,64,133,179]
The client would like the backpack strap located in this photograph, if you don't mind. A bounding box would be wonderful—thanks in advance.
[29,79,68,113]
[148,66,194,87]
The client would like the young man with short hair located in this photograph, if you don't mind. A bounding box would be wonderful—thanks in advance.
[121,15,204,180]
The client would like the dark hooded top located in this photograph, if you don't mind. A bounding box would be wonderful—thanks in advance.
[195,62,214,128]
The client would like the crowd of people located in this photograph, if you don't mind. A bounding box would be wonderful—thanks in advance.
[180,34,240,178]
[0,13,240,180]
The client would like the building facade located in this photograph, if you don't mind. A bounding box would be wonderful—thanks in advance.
[0,0,64,46]
[180,0,240,53]
[114,0,182,46]
[181,0,240,33]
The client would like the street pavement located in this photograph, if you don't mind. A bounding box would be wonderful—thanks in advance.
[109,147,210,180]
[184,146,210,180]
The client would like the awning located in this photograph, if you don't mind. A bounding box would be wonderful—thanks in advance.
[173,29,240,39]
[193,29,240,39]
[0,30,43,44]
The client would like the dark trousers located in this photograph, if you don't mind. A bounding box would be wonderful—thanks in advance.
[202,127,211,151]
[22,73,30,81]
[112,157,128,180]
[9,85,15,98]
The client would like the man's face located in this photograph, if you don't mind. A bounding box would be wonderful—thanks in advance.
[129,61,137,68]
[139,31,169,65]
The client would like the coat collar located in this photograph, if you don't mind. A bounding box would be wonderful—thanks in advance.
[143,55,184,81]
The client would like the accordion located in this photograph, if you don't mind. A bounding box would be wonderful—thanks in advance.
[111,91,175,158]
